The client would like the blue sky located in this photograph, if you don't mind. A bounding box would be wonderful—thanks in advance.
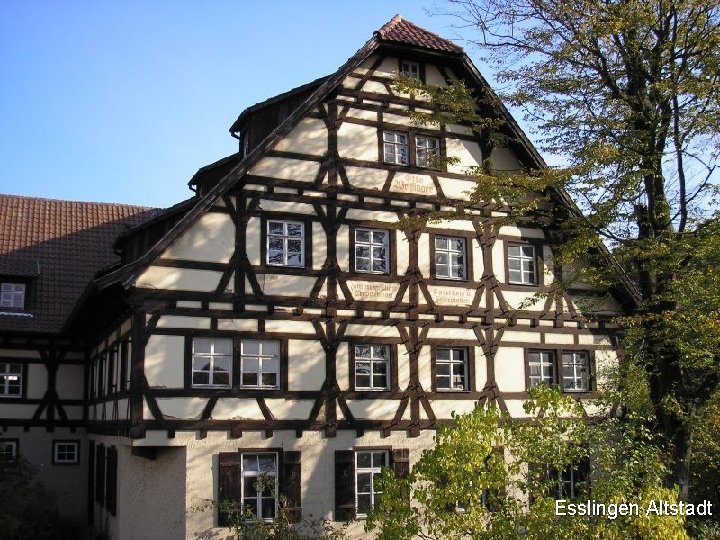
[0,1,497,208]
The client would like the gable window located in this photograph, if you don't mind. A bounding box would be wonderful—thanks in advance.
[354,345,390,390]
[0,283,25,309]
[435,347,469,391]
[53,440,80,465]
[192,338,232,388]
[383,131,409,165]
[354,229,389,274]
[240,340,280,388]
[0,439,18,463]
[507,244,538,285]
[561,352,590,392]
[267,220,304,267]
[400,61,420,79]
[528,351,555,388]
[0,363,22,398]
[434,236,466,280]
[415,136,439,168]
[355,450,388,516]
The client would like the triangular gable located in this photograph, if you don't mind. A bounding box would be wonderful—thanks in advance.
[94,15,640,306]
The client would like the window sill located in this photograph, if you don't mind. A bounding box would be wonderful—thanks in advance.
[0,310,32,317]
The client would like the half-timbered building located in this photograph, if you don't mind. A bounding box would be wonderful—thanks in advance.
[0,15,633,540]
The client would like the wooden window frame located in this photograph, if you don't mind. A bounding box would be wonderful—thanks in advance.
[431,346,475,393]
[525,348,596,394]
[191,337,234,389]
[184,335,289,392]
[380,129,442,170]
[349,226,396,276]
[505,240,544,287]
[349,343,399,392]
[399,59,423,81]
[0,281,26,309]
[560,351,592,393]
[430,234,471,281]
[260,216,312,271]
[53,439,80,465]
[354,449,389,517]
[239,339,282,390]
[0,438,19,463]
[0,361,26,400]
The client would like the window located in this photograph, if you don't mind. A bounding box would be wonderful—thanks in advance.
[266,220,304,267]
[354,229,390,274]
[240,340,280,388]
[192,338,232,388]
[507,244,538,285]
[415,136,439,168]
[435,347,469,391]
[354,345,390,390]
[528,351,555,388]
[561,352,590,392]
[219,450,301,526]
[0,439,18,463]
[355,450,388,516]
[53,440,80,464]
[0,363,22,398]
[0,282,25,309]
[434,236,466,280]
[383,131,408,165]
[241,453,278,520]
[400,61,420,79]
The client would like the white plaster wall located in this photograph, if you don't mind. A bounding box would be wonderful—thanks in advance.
[265,320,316,334]
[425,64,447,86]
[344,166,387,190]
[361,80,389,94]
[346,108,378,122]
[246,217,262,266]
[57,364,84,400]
[418,346,432,390]
[503,290,545,311]
[417,233,431,276]
[288,340,325,391]
[426,327,476,340]
[0,403,36,418]
[446,139,483,174]
[26,363,47,399]
[273,117,328,156]
[345,209,397,222]
[492,242,505,281]
[158,397,207,420]
[250,157,319,182]
[217,319,257,332]
[490,147,522,172]
[544,333,575,345]
[503,330,542,344]
[336,342,350,391]
[471,240,483,278]
[337,225,350,270]
[437,176,478,200]
[260,274,317,297]
[136,267,222,292]
[145,335,185,388]
[211,398,265,420]
[345,324,400,338]
[312,222,327,270]
[430,399,478,418]
[347,399,400,419]
[337,123,378,162]
[396,230,410,274]
[495,346,527,392]
[259,199,317,214]
[156,316,211,330]
[163,212,235,263]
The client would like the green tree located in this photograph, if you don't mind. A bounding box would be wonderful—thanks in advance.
[366,386,689,540]
[411,0,720,500]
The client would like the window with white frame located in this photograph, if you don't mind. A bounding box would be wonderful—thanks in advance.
[192,338,232,388]
[415,136,439,168]
[241,453,278,520]
[355,450,388,516]
[354,229,389,274]
[0,283,25,309]
[0,363,22,398]
[383,131,409,165]
[53,441,80,464]
[507,244,538,285]
[240,340,280,388]
[354,345,390,390]
[435,236,466,280]
[266,220,304,267]
[435,347,468,391]
[0,440,18,463]
[561,352,590,392]
[528,351,555,388]
[400,61,420,79]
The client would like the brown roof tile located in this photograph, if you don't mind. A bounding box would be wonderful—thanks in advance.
[375,15,462,53]
[0,194,160,334]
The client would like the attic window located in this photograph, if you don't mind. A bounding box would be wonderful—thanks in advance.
[0,283,25,310]
[400,61,420,79]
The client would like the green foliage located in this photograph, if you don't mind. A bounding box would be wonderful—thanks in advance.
[0,458,80,540]
[367,387,691,540]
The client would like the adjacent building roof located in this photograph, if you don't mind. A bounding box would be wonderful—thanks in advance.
[0,194,159,334]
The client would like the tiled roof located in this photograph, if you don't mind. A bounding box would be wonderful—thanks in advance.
[375,15,462,53]
[0,194,159,334]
